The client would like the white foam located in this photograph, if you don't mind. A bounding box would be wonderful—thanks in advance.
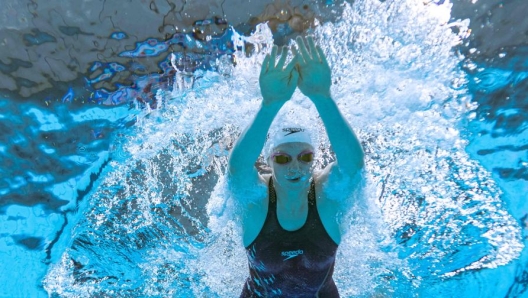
[43,0,522,296]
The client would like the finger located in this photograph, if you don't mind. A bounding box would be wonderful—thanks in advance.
[270,45,278,68]
[276,46,288,70]
[295,63,303,81]
[288,67,299,86]
[292,43,305,65]
[296,36,311,62]
[307,37,319,61]
[316,46,329,66]
[284,53,298,73]
[260,54,270,76]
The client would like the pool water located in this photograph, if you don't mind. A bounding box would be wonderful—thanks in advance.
[0,0,527,297]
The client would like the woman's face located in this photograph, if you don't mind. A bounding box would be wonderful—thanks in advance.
[269,142,315,188]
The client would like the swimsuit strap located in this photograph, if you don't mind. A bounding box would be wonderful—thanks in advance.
[269,177,277,203]
[308,178,315,206]
[268,178,316,206]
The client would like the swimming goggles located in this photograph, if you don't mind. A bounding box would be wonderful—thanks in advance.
[270,151,314,164]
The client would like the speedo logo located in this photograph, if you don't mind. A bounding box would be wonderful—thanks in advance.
[282,127,304,136]
[281,249,304,261]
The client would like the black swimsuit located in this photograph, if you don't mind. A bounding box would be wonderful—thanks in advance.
[240,178,339,298]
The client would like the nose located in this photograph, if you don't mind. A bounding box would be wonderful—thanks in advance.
[287,160,301,172]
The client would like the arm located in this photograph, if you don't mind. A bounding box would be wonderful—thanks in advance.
[294,36,364,176]
[228,103,282,178]
[228,46,299,181]
[311,95,364,173]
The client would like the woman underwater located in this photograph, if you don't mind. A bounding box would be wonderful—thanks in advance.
[228,36,364,297]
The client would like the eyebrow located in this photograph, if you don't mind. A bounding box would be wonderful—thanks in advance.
[272,150,314,155]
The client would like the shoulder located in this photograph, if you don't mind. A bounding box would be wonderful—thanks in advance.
[312,168,339,210]
[240,174,270,247]
[227,164,266,194]
[312,169,342,244]
[312,164,365,245]
[227,169,269,207]
[315,160,364,186]
[313,162,364,206]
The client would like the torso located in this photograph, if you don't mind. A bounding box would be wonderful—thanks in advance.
[240,177,340,297]
[243,174,341,248]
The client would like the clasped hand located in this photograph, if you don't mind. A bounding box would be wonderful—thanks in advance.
[259,36,331,107]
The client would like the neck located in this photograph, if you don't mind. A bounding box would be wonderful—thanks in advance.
[272,178,311,211]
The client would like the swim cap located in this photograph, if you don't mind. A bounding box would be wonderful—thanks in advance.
[264,127,314,160]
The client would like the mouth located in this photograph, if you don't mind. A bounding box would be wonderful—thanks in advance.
[286,177,301,182]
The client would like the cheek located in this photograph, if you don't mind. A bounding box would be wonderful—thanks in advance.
[273,166,288,175]
[272,168,286,181]
[272,165,293,177]
[300,163,314,171]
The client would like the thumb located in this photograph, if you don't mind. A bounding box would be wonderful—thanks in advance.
[288,67,299,86]
[284,54,299,73]
[294,64,303,82]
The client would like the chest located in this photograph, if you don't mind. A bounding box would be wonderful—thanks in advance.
[246,217,338,274]
[275,207,309,231]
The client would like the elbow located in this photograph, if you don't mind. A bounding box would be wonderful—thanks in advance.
[228,156,250,178]
[334,156,364,175]
[227,158,240,177]
[350,153,365,173]
[357,159,365,170]
[358,151,365,168]
[354,159,365,173]
[352,147,365,170]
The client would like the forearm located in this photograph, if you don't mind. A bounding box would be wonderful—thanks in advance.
[311,94,364,170]
[228,101,283,175]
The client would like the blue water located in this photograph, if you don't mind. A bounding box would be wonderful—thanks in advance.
[1,0,527,297]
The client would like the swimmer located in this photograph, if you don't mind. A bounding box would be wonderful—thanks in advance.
[228,36,364,297]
